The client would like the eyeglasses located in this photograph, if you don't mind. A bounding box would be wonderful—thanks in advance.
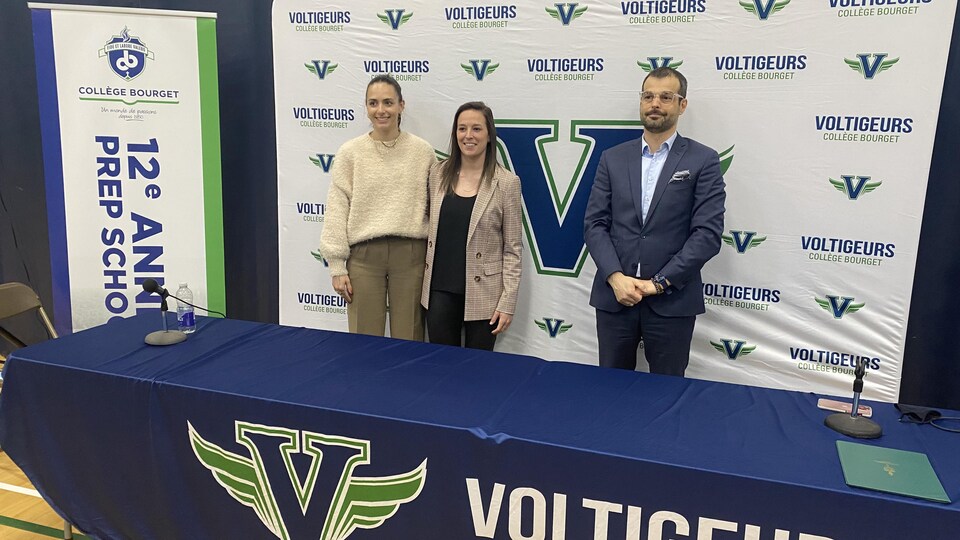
[640,91,684,104]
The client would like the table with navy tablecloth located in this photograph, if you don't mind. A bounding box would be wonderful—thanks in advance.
[0,314,957,539]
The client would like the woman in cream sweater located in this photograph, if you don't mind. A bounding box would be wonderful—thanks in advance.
[320,75,436,340]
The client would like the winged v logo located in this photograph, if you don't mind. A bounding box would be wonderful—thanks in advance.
[739,0,791,20]
[311,250,329,266]
[722,231,766,253]
[461,59,500,81]
[718,145,735,176]
[189,421,426,540]
[815,295,865,319]
[844,53,899,80]
[310,154,335,173]
[305,60,338,80]
[830,175,881,200]
[535,318,572,337]
[637,57,684,72]
[545,3,587,25]
[378,9,413,30]
[710,339,756,360]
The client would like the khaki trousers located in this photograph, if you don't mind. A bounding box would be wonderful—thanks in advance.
[346,236,426,341]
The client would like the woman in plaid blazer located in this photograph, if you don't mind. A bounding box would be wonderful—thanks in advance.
[420,102,523,350]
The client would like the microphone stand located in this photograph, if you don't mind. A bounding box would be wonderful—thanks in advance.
[144,291,187,346]
[825,359,882,439]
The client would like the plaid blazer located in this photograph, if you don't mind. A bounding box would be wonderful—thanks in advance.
[421,162,523,320]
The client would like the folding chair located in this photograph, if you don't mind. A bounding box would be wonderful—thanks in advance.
[0,282,74,539]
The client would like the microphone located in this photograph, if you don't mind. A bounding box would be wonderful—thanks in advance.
[142,278,169,298]
[824,358,882,439]
[141,278,186,346]
[143,278,226,318]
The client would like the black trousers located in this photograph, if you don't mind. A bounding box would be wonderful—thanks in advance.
[595,301,696,376]
[426,290,497,351]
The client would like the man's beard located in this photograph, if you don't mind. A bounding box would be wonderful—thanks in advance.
[643,113,674,133]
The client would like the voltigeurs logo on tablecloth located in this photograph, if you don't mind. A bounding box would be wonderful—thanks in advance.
[715,54,807,81]
[620,0,705,24]
[739,0,791,21]
[831,0,929,18]
[710,338,757,360]
[829,175,882,200]
[545,3,588,25]
[844,53,899,79]
[814,294,865,319]
[461,59,500,81]
[465,479,835,538]
[721,230,767,253]
[816,114,913,144]
[535,317,572,337]
[189,421,426,540]
[445,5,516,29]
[637,57,683,72]
[802,235,895,267]
[703,282,780,312]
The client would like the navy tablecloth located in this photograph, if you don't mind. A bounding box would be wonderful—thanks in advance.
[1,314,957,539]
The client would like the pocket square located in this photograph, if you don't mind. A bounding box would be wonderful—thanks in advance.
[669,170,690,183]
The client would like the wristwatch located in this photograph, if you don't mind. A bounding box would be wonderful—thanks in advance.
[652,273,669,295]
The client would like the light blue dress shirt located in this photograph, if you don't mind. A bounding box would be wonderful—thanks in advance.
[640,131,678,223]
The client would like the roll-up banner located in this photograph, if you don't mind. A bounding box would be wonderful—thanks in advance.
[29,3,225,334]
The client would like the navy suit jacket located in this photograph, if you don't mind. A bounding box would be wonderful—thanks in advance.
[584,133,726,316]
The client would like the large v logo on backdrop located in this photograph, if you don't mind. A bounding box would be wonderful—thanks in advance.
[496,121,642,277]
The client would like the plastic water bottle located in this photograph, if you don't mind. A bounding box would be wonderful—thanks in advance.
[176,282,196,334]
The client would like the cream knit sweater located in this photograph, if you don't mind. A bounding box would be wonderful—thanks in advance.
[319,131,435,276]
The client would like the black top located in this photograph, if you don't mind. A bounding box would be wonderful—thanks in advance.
[431,192,477,294]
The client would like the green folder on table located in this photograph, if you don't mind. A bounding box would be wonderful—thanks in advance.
[836,440,951,503]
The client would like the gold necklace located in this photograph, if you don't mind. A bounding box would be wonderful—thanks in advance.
[456,170,481,196]
[379,133,401,148]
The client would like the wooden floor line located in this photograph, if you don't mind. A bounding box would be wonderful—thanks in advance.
[1,449,83,539]
[0,481,41,498]
[0,514,87,539]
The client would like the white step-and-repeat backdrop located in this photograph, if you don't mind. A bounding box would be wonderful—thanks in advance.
[273,0,955,402]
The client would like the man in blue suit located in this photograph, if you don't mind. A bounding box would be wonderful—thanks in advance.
[584,67,726,376]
